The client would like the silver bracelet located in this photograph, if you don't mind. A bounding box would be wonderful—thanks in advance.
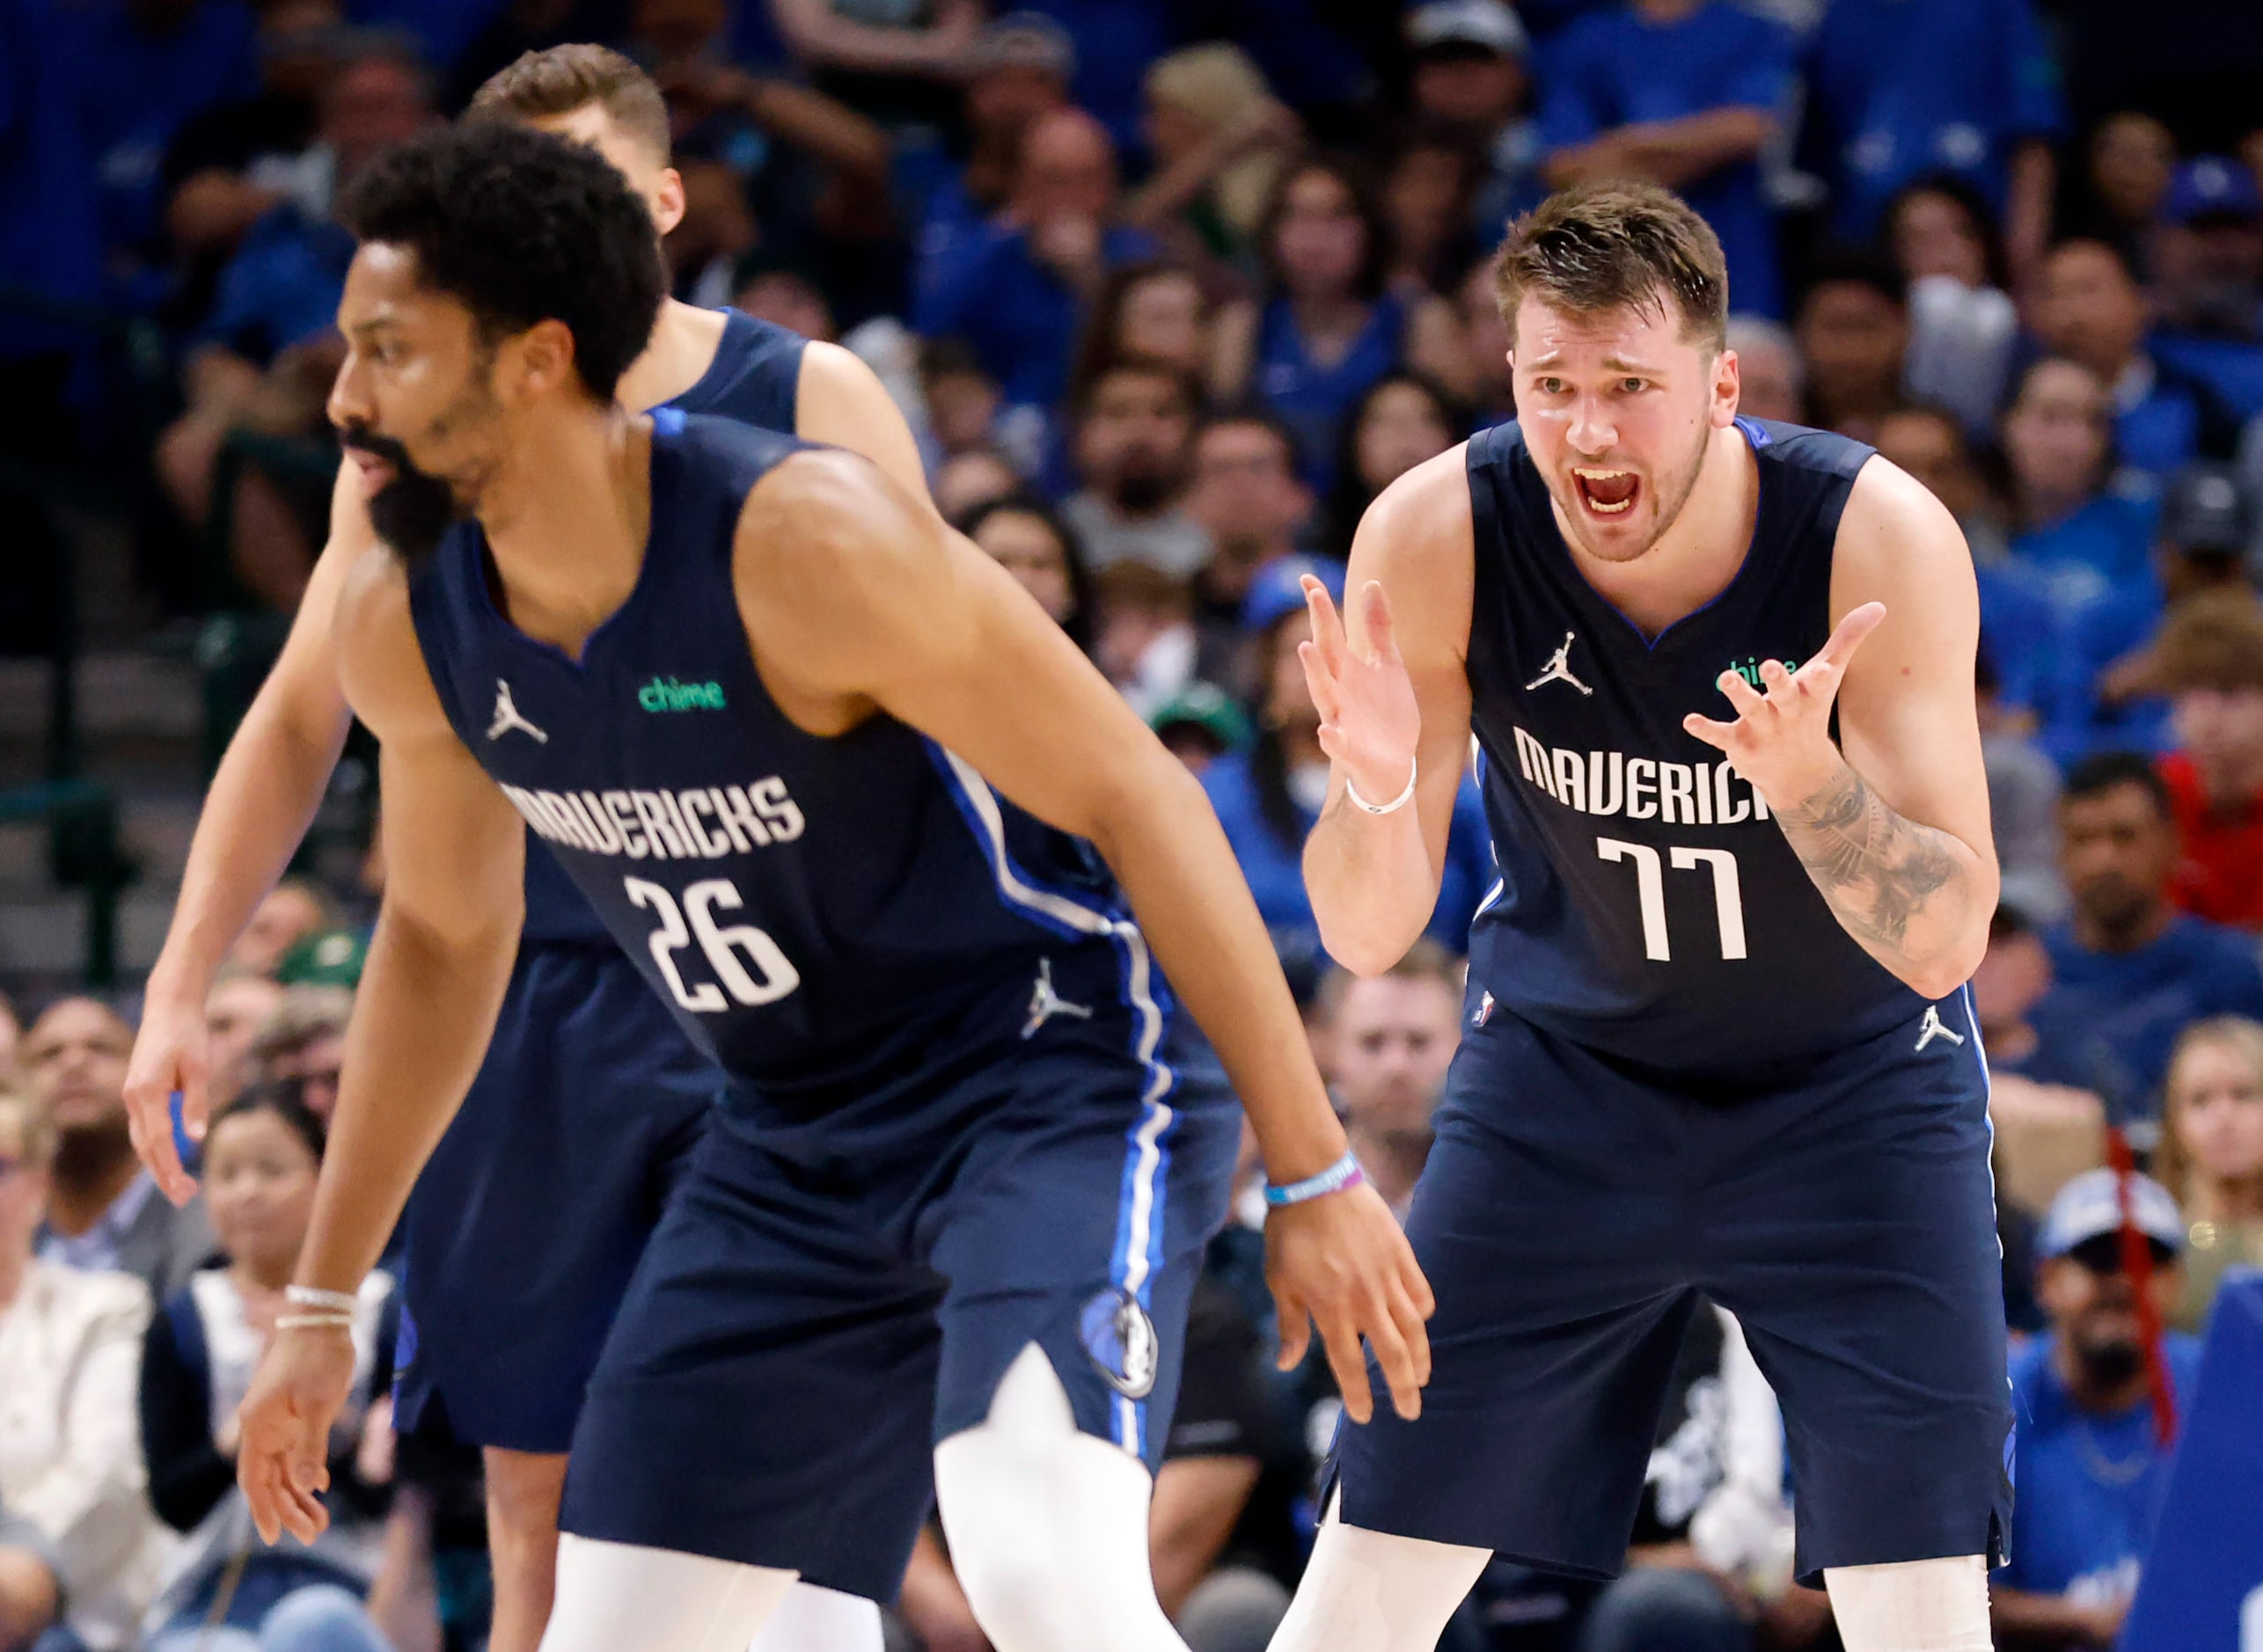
[1345,757,1418,815]
[284,1284,358,1313]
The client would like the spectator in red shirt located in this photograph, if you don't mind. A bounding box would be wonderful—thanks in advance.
[2157,594,2263,928]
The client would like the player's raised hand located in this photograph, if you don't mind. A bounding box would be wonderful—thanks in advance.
[121,991,211,1206]
[1299,577,1422,809]
[238,1324,357,1545]
[1266,1180,1435,1423]
[1682,602,1886,810]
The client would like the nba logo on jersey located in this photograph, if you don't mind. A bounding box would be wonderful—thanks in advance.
[1080,1286,1160,1400]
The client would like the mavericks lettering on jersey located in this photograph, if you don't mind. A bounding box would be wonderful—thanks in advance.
[1508,726,1771,826]
[501,779,805,860]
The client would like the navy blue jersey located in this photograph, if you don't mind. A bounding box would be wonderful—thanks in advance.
[520,311,808,945]
[410,410,1133,1125]
[1463,417,1923,1071]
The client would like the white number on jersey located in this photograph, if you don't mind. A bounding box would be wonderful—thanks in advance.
[625,876,802,1012]
[1596,837,1748,962]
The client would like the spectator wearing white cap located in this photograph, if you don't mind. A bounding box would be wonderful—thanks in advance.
[1403,0,1542,243]
[1994,1169,2202,1650]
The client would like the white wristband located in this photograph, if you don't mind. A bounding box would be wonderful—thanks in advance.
[285,1284,358,1313]
[1344,757,1418,815]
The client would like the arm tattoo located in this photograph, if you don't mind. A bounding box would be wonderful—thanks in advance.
[1776,764,1966,961]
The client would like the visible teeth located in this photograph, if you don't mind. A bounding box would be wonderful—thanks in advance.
[1586,496,1632,513]
[1572,468,1630,479]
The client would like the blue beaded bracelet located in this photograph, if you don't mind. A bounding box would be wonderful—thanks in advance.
[1263,1151,1366,1207]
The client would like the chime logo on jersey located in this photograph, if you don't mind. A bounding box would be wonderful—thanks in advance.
[638,676,727,713]
[1722,655,1801,690]
[497,778,805,860]
[1507,725,1773,825]
[1080,1285,1160,1400]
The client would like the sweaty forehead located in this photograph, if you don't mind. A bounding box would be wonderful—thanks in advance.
[1512,296,1688,369]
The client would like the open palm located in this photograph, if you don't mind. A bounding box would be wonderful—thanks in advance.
[1297,577,1421,801]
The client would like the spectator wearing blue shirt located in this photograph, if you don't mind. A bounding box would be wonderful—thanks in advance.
[2027,754,2263,1117]
[1535,0,1794,319]
[1201,558,1492,976]
[1213,156,1408,499]
[1996,1169,2204,1648]
[1798,0,2064,279]
[2149,157,2263,420]
[2031,240,2248,480]
[2001,357,2159,625]
[1402,0,1543,249]
[1791,249,1908,445]
[913,105,1156,410]
[0,0,105,415]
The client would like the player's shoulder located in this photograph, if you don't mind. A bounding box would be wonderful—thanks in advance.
[1361,439,1476,553]
[333,541,451,732]
[1826,435,1973,593]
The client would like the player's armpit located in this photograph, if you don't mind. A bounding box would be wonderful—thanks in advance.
[791,340,934,508]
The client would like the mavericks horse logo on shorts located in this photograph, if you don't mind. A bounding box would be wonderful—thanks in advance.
[1080,1286,1159,1399]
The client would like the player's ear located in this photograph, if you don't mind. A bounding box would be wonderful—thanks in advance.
[1711,346,1741,428]
[653,167,687,238]
[509,319,579,402]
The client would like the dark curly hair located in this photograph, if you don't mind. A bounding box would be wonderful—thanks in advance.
[339,122,663,403]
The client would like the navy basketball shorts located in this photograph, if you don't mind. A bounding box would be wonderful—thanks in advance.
[1337,990,2013,1585]
[392,942,717,1454]
[555,953,1241,1603]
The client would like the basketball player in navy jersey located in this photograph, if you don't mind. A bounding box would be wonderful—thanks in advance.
[120,48,926,1652]
[1266,184,2010,1652]
[231,123,1427,1652]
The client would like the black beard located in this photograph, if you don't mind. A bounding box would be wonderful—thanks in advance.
[1110,468,1176,516]
[341,426,466,567]
[2075,1335,2145,1388]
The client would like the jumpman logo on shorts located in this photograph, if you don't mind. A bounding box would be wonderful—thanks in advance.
[1525,632,1593,696]
[1022,958,1093,1039]
[1914,1005,1965,1053]
[487,679,548,743]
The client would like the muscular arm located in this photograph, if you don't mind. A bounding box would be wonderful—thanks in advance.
[127,464,364,1198]
[792,340,931,506]
[1300,450,1476,976]
[296,552,527,1296]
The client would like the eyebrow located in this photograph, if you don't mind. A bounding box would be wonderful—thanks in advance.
[1520,354,1664,376]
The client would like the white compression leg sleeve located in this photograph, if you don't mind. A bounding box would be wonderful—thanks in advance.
[1265,1497,1492,1652]
[747,1584,883,1652]
[933,1342,1188,1652]
[538,1534,797,1652]
[1823,1556,1993,1652]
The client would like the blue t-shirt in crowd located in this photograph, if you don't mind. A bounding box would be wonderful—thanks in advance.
[1800,0,2064,241]
[2151,330,2263,420]
[1538,2,1794,318]
[2025,915,2263,1110]
[1252,292,1407,497]
[51,0,257,259]
[913,217,1158,407]
[2115,355,2249,478]
[2002,1331,2204,1604]
[1012,0,1171,155]
[2007,491,2159,615]
[1201,754,1495,968]
[1976,559,2063,721]
[0,0,104,360]
[2043,581,2175,763]
[198,205,356,363]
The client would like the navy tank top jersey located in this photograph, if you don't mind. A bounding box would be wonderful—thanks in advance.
[410,409,1125,1117]
[1463,416,1922,1071]
[519,310,808,944]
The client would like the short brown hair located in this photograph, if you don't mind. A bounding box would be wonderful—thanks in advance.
[1492,182,1729,351]
[467,45,670,164]
[2156,592,2263,694]
[252,985,355,1063]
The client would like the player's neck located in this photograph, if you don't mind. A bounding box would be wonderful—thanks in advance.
[617,299,730,414]
[1568,422,1758,639]
[480,403,653,660]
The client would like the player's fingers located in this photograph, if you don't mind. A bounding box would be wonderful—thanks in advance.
[1314,722,1351,767]
[1358,580,1400,667]
[179,1060,211,1144]
[1269,1284,1311,1372]
[1757,657,1794,695]
[1681,713,1739,751]
[1713,670,1767,718]
[1401,1248,1436,1319]
[1815,600,1887,670]
[1303,578,1351,675]
[1298,642,1343,723]
[242,1452,283,1546]
[122,1070,193,1202]
[1319,1310,1376,1425]
[1388,1279,1432,1387]
[1362,1298,1423,1421]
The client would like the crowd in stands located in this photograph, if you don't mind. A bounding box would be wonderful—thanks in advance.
[4,0,2263,1648]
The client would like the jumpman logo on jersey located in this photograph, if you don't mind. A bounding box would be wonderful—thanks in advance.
[1525,632,1593,696]
[1022,957,1093,1039]
[487,680,547,743]
[1914,1005,1965,1053]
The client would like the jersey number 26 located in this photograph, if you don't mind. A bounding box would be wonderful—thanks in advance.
[625,876,802,1012]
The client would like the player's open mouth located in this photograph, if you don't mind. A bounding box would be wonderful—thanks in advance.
[1571,467,1639,516]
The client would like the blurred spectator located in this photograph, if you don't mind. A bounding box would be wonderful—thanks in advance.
[1888,177,2019,433]
[0,994,18,1092]
[229,880,333,980]
[662,157,756,308]
[1402,0,1541,250]
[1183,411,1314,691]
[1320,943,1461,1219]
[1213,156,1404,495]
[768,0,983,132]
[1150,684,1253,778]
[1123,46,1298,268]
[1062,356,1209,578]
[1377,128,1481,304]
[732,253,836,342]
[1406,254,1513,429]
[934,448,1023,522]
[914,106,1156,408]
[1322,371,1461,560]
[2067,113,2178,270]
[2026,753,2263,1120]
[138,1087,396,1652]
[1200,557,1493,975]
[202,972,285,1109]
[275,929,365,991]
[1066,260,1216,417]
[25,999,216,1303]
[2001,357,2157,606]
[2151,1017,2263,1331]
[2155,592,2263,928]
[1792,250,1907,443]
[2030,239,2247,478]
[1798,0,2063,281]
[1538,0,1794,318]
[1995,1169,2201,1648]
[2150,158,2263,374]
[1092,562,1197,720]
[1974,906,2108,1223]
[0,1089,171,1652]
[963,493,1095,654]
[917,337,1005,470]
[1723,316,1799,425]
[1973,645,2071,925]
[249,985,352,1123]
